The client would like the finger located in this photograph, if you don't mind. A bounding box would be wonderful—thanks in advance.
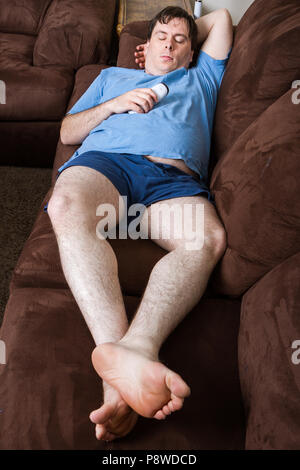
[134,92,156,110]
[135,88,156,99]
[129,103,144,113]
[140,88,158,103]
[133,97,150,113]
[135,58,145,66]
[135,58,145,65]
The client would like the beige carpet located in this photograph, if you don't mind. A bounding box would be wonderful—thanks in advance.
[0,166,53,326]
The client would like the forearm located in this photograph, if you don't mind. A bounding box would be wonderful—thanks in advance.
[195,9,229,45]
[60,101,113,145]
[61,87,158,145]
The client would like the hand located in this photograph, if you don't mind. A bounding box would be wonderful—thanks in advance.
[134,43,146,69]
[106,88,158,115]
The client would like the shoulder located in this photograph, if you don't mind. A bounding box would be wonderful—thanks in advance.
[101,66,142,77]
[193,48,232,89]
[197,48,231,69]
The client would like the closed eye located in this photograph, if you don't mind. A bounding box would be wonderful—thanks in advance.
[158,36,185,44]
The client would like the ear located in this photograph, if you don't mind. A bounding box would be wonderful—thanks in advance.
[189,49,194,64]
[144,40,150,56]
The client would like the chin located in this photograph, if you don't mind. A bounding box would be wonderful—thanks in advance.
[160,63,177,74]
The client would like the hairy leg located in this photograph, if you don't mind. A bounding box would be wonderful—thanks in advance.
[48,166,138,441]
[92,196,227,420]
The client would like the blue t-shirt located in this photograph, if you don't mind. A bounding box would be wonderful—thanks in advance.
[59,49,230,182]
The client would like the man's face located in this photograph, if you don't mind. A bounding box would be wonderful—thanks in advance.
[144,17,194,75]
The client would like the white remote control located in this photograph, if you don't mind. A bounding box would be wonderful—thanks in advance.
[128,82,169,114]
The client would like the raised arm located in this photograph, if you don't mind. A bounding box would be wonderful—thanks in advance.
[195,8,233,60]
[134,8,233,68]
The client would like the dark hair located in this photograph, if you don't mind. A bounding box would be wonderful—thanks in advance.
[147,6,198,51]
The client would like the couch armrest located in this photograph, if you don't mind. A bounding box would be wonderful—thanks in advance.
[50,63,109,181]
[238,251,300,449]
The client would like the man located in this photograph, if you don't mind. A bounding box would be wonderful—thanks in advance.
[45,6,233,442]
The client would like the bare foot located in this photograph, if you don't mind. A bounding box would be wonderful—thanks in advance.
[89,381,139,442]
[91,341,191,420]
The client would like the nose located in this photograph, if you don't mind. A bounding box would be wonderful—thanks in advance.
[164,40,173,51]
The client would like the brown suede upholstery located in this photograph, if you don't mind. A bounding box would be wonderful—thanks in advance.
[239,251,300,449]
[0,0,116,167]
[0,0,299,450]
[210,0,300,298]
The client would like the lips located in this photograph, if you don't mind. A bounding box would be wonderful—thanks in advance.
[160,55,173,61]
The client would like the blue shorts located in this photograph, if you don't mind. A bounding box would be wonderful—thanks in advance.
[43,151,215,215]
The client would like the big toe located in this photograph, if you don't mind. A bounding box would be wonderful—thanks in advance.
[166,371,191,398]
[96,424,116,441]
[90,402,117,424]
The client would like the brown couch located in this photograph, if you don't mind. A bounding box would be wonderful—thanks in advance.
[0,0,116,167]
[0,0,300,450]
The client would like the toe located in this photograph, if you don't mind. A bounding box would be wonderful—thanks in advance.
[162,404,172,415]
[153,409,167,420]
[102,431,117,442]
[96,424,117,442]
[95,424,107,439]
[90,402,117,424]
[166,372,191,398]
[169,395,184,411]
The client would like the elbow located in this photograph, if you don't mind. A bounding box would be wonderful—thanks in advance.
[60,123,73,145]
[60,120,68,145]
[60,115,83,146]
[60,115,74,145]
[220,8,233,25]
[60,131,67,145]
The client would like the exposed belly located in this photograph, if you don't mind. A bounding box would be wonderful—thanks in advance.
[143,155,199,179]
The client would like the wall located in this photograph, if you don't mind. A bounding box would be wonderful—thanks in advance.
[191,0,255,25]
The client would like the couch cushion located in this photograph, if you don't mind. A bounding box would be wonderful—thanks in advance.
[117,20,149,69]
[0,121,61,167]
[238,251,300,449]
[11,191,169,297]
[33,0,116,69]
[0,0,51,35]
[0,64,73,120]
[0,288,244,449]
[12,187,216,299]
[210,88,300,296]
[212,0,300,160]
[0,32,35,69]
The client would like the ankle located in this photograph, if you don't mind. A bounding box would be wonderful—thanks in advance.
[117,335,160,361]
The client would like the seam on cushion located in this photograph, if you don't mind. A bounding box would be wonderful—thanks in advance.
[36,0,53,35]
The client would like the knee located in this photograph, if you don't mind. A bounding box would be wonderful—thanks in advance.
[47,191,71,224]
[179,225,226,259]
[205,225,227,260]
[47,190,86,229]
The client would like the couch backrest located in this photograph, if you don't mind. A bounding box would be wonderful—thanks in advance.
[33,0,116,69]
[0,0,51,35]
[0,0,116,71]
[209,0,300,296]
[212,0,300,160]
